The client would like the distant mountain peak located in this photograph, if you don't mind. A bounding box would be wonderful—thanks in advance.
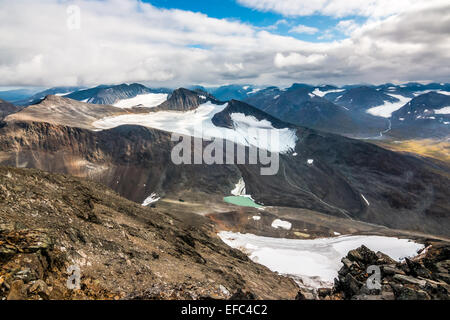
[211,99,292,129]
[156,88,221,111]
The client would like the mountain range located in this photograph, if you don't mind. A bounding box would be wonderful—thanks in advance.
[1,81,449,301]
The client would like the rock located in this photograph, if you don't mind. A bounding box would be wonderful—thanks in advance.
[229,289,257,300]
[29,279,50,299]
[393,274,427,287]
[405,258,432,278]
[382,265,405,276]
[352,294,384,300]
[436,273,450,283]
[14,268,35,283]
[380,291,395,300]
[343,273,363,297]
[376,252,397,265]
[397,287,431,300]
[7,280,27,300]
[347,246,379,265]
[295,289,315,300]
[341,258,355,269]
[317,288,332,298]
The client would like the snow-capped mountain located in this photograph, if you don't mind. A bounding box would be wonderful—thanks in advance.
[94,89,297,153]
[65,83,171,106]
[333,86,400,111]
[392,92,450,122]
[244,85,387,137]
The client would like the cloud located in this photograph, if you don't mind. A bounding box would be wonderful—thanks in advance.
[289,25,319,35]
[274,53,326,68]
[236,0,428,18]
[335,20,360,36]
[0,0,449,87]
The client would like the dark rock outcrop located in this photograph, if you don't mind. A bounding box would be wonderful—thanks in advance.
[323,244,450,300]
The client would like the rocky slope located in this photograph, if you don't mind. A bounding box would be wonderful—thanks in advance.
[4,95,132,129]
[0,166,299,300]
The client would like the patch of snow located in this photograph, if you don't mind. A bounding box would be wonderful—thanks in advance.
[307,159,314,165]
[271,219,292,230]
[361,194,370,206]
[292,152,298,156]
[198,95,207,99]
[366,94,412,118]
[231,177,246,196]
[437,91,450,96]
[333,232,341,236]
[399,118,405,121]
[55,91,74,96]
[114,93,168,109]
[218,232,424,288]
[142,193,160,206]
[252,216,261,221]
[308,93,315,98]
[242,86,250,90]
[435,106,450,114]
[94,102,297,153]
[248,88,261,95]
[312,88,345,97]
[273,95,280,99]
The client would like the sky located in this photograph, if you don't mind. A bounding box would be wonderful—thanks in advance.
[0,0,449,88]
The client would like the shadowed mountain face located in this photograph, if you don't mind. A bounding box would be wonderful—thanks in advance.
[244,87,387,137]
[208,85,256,101]
[389,92,450,139]
[65,83,171,105]
[0,99,22,120]
[0,93,449,236]
[334,86,399,111]
[155,88,221,111]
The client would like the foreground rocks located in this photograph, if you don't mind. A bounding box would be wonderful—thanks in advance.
[0,166,299,300]
[321,244,450,300]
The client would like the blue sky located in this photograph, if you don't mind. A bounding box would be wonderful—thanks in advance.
[145,0,364,42]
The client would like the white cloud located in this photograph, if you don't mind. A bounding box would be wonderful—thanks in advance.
[0,0,449,87]
[335,20,360,36]
[236,0,431,18]
[289,25,319,35]
[274,53,326,68]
